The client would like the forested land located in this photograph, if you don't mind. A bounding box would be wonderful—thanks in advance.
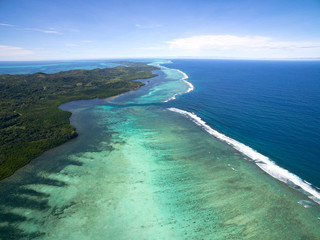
[0,62,158,180]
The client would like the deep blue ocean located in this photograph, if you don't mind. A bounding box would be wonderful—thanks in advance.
[165,59,320,188]
[0,60,121,74]
[1,59,319,189]
[2,59,320,238]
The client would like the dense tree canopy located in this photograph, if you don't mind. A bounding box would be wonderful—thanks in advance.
[0,62,158,180]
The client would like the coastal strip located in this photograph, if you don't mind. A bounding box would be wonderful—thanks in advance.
[0,63,158,181]
[151,62,194,102]
[163,68,194,102]
[168,107,320,205]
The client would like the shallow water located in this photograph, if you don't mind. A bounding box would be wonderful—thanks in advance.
[0,60,320,239]
[166,59,320,189]
[0,60,121,74]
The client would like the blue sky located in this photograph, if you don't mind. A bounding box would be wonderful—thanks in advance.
[0,0,320,60]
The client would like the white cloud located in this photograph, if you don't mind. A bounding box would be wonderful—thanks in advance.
[81,40,93,43]
[42,30,60,34]
[65,43,79,47]
[163,35,320,59]
[0,24,60,33]
[65,41,93,47]
[136,45,166,50]
[0,45,34,57]
[135,23,162,29]
[166,35,320,52]
[0,23,14,27]
[23,28,61,34]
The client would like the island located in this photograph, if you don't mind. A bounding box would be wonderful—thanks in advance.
[0,62,158,180]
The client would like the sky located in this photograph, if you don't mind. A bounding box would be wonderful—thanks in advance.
[0,0,320,60]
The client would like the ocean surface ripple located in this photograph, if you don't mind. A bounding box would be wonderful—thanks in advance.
[168,107,320,205]
[153,63,194,102]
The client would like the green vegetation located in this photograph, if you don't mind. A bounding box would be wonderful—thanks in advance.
[0,62,158,180]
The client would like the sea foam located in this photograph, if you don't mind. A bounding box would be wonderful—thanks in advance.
[153,62,194,102]
[168,107,320,205]
[163,69,194,102]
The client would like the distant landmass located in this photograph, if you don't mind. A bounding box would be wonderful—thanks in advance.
[0,62,158,180]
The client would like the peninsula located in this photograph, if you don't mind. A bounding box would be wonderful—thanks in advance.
[0,62,158,180]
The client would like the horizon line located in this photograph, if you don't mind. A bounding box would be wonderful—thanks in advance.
[0,56,320,62]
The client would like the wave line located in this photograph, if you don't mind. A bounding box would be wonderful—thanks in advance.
[153,62,194,102]
[168,107,320,205]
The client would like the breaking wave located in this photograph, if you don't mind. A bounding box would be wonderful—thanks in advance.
[168,107,320,205]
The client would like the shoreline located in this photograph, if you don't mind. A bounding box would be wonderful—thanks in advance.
[153,62,194,103]
[0,64,158,181]
[2,101,319,239]
[0,88,141,182]
[1,60,320,238]
[168,107,320,205]
[0,87,144,184]
[102,84,145,101]
[156,61,320,205]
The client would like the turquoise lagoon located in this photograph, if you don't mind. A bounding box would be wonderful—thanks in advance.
[0,60,319,239]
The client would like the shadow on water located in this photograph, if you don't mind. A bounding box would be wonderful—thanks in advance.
[0,225,44,240]
[0,155,83,239]
[0,105,115,239]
